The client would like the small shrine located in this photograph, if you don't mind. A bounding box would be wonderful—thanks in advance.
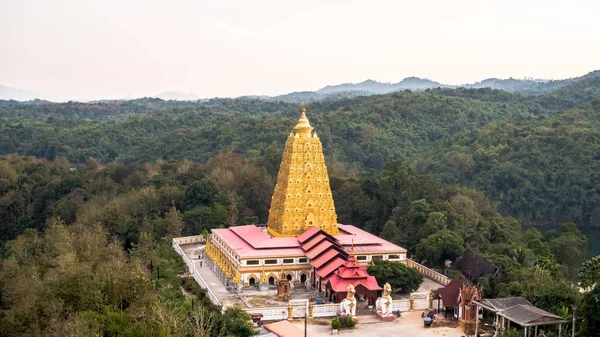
[457,283,483,335]
[324,244,381,305]
[277,268,291,301]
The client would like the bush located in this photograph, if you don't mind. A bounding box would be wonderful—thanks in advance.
[336,315,356,328]
[331,318,341,329]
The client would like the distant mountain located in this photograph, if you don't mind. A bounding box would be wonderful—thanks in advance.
[153,91,200,101]
[317,77,444,95]
[462,70,600,95]
[0,85,42,101]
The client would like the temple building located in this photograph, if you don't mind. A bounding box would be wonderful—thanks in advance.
[205,107,407,302]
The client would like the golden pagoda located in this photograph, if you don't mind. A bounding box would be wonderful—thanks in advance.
[267,107,339,237]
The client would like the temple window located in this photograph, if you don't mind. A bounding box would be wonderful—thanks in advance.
[357,256,368,261]
[388,255,400,260]
[246,260,259,265]
[265,259,277,265]
[283,258,294,264]
[298,258,308,263]
[372,255,383,261]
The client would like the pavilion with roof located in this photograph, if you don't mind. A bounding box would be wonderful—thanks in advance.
[473,297,567,337]
[204,107,406,303]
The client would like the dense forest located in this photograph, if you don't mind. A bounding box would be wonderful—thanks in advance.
[1,70,600,336]
[0,154,596,336]
[1,72,600,228]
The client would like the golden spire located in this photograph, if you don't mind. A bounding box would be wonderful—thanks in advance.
[293,106,313,138]
[267,106,339,237]
[350,237,355,256]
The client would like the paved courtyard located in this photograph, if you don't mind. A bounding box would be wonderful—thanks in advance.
[291,311,465,337]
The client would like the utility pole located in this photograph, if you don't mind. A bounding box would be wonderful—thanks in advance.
[304,310,307,337]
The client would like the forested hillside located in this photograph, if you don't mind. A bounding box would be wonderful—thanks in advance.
[0,91,564,170]
[0,154,591,336]
[418,92,600,227]
[1,73,600,232]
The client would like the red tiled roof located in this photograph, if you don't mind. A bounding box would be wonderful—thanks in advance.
[297,226,321,243]
[336,224,407,254]
[302,234,330,251]
[317,257,345,278]
[229,225,300,248]
[327,274,381,292]
[212,228,303,258]
[305,240,335,260]
[311,249,339,269]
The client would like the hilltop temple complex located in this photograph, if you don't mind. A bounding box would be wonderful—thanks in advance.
[204,107,406,304]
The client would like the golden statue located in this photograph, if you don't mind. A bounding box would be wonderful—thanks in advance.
[267,107,339,237]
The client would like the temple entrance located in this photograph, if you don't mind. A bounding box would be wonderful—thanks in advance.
[286,274,292,282]
[300,273,307,283]
[249,277,256,287]
[269,276,276,285]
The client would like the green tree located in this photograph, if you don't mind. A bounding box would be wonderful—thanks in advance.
[380,220,401,245]
[415,230,465,267]
[366,259,423,293]
[550,222,588,280]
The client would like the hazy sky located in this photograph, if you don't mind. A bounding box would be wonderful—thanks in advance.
[1,0,599,101]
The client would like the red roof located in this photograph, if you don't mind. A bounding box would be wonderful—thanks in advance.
[297,226,321,243]
[327,274,381,292]
[229,225,300,248]
[336,224,406,254]
[212,228,303,258]
[317,257,345,278]
[311,249,339,269]
[305,240,335,260]
[302,234,330,251]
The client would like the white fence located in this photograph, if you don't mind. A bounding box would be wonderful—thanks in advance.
[391,299,410,312]
[312,303,339,317]
[172,239,222,308]
[243,306,289,321]
[407,259,450,286]
[173,235,205,245]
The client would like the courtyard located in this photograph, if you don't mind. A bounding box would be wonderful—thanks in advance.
[289,311,464,337]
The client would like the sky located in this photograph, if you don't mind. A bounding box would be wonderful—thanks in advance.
[1,0,599,101]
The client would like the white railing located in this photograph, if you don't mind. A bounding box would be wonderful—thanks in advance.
[173,235,205,245]
[243,306,289,321]
[406,259,450,286]
[172,239,222,308]
[312,303,339,317]
[411,291,430,310]
[391,299,410,311]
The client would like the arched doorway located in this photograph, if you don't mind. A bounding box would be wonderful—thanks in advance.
[249,277,256,287]
[300,273,307,284]
[286,274,292,282]
[269,276,276,285]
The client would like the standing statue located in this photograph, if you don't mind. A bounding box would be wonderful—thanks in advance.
[376,283,393,317]
[339,284,357,317]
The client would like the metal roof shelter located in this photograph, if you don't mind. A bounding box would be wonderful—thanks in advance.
[473,297,567,337]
